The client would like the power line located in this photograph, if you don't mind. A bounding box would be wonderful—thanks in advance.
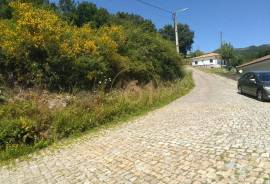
[135,0,172,14]
[134,0,189,54]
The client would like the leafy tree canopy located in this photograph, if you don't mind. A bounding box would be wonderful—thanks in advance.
[0,0,12,19]
[188,50,204,58]
[75,2,110,28]
[0,1,184,90]
[219,42,242,68]
[234,44,270,64]
[159,24,194,55]
[112,12,157,33]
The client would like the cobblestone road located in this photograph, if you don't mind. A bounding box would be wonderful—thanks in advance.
[1,69,270,184]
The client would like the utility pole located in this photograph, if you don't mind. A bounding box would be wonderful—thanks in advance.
[220,31,223,67]
[173,13,180,54]
[220,31,223,47]
[135,0,189,54]
[172,8,189,54]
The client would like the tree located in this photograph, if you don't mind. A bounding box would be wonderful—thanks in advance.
[219,42,241,68]
[0,0,12,19]
[0,1,185,90]
[189,50,204,58]
[159,24,194,55]
[113,12,156,33]
[23,0,50,5]
[59,0,77,23]
[75,2,110,27]
[94,8,110,28]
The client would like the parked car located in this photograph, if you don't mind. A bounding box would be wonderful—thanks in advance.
[238,71,270,101]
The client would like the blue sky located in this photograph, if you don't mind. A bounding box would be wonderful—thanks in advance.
[52,0,270,52]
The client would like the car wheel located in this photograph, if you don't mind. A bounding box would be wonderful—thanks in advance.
[257,90,264,101]
[238,85,242,94]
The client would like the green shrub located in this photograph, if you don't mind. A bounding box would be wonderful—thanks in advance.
[0,2,184,90]
[0,1,191,162]
[51,110,94,138]
[0,118,39,149]
[0,72,194,161]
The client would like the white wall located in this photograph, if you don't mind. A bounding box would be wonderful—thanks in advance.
[192,58,223,68]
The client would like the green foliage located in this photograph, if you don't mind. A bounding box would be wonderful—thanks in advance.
[0,76,6,103]
[0,118,40,149]
[199,68,238,80]
[235,44,270,64]
[58,0,77,23]
[75,2,110,27]
[0,2,184,90]
[0,0,195,163]
[22,0,50,5]
[0,0,12,19]
[219,42,241,68]
[0,140,50,162]
[52,110,88,138]
[0,72,194,161]
[159,24,194,55]
[120,27,183,82]
[216,44,270,66]
[112,12,156,33]
[188,50,204,58]
[159,25,175,41]
[219,42,235,62]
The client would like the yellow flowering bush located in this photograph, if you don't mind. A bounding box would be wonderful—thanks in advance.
[0,2,125,88]
[96,25,126,56]
[0,1,182,90]
[11,2,63,50]
[0,2,100,58]
[0,20,20,55]
[60,25,97,58]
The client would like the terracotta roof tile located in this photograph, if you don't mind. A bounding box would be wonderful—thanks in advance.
[192,53,220,60]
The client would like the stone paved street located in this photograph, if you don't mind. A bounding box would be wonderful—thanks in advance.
[1,68,270,184]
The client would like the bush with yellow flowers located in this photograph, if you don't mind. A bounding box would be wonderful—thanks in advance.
[0,2,125,89]
[0,1,183,90]
[0,1,188,162]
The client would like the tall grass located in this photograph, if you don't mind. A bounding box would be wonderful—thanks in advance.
[198,67,238,80]
[0,72,194,162]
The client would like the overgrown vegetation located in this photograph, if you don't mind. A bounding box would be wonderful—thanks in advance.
[218,42,242,68]
[159,24,194,55]
[216,43,270,66]
[0,73,194,162]
[235,44,270,64]
[0,0,195,162]
[0,1,185,90]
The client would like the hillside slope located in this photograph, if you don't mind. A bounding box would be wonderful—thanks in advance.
[235,44,270,63]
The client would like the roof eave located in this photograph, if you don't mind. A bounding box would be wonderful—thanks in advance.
[237,55,270,68]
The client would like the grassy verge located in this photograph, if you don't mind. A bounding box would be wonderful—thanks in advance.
[0,72,194,163]
[198,67,238,80]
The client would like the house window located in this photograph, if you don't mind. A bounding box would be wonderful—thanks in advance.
[210,59,213,63]
[195,61,198,65]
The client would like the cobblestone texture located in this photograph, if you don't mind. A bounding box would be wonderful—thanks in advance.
[1,68,270,184]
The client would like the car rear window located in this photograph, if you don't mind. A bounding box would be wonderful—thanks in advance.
[257,73,270,81]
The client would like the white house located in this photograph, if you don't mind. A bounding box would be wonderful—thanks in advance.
[236,55,270,74]
[191,53,225,68]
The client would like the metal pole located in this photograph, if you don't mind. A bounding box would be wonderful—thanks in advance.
[173,12,180,54]
[220,31,223,47]
[220,31,223,67]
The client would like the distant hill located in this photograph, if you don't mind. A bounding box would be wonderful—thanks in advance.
[235,44,270,63]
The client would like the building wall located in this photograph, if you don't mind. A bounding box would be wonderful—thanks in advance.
[238,60,270,74]
[192,58,223,68]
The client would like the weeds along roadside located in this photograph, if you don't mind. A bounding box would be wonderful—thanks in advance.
[0,72,194,162]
